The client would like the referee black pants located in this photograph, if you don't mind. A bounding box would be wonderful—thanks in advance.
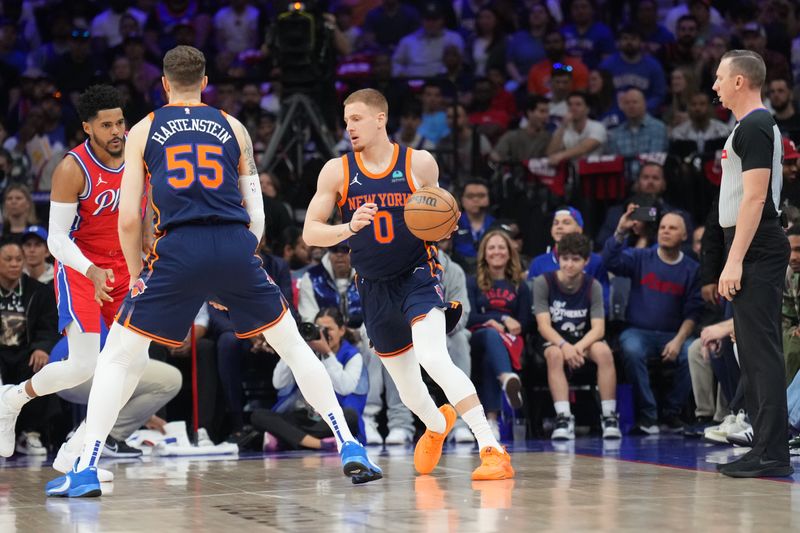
[726,221,790,463]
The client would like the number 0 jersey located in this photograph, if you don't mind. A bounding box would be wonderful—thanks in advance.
[338,143,430,280]
[143,103,248,233]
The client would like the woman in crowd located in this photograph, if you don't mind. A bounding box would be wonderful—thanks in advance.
[1,184,38,243]
[467,229,531,438]
[252,307,367,450]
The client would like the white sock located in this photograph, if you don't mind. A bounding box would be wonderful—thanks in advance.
[461,404,502,451]
[380,350,446,433]
[77,324,150,471]
[601,400,617,417]
[3,383,33,410]
[263,314,355,450]
[554,401,571,417]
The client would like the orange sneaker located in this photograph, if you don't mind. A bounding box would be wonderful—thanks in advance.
[414,404,457,474]
[471,446,514,481]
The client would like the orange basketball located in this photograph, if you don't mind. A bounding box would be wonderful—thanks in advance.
[404,187,459,242]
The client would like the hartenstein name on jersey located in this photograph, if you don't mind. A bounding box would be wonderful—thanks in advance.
[346,192,413,211]
[150,118,233,146]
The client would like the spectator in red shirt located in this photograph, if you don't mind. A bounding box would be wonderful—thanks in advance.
[527,30,588,97]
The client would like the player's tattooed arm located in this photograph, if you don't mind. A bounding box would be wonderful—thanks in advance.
[240,123,258,175]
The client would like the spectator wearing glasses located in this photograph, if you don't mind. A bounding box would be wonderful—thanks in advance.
[527,30,589,97]
[453,179,495,273]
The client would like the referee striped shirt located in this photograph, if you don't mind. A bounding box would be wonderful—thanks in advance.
[719,109,783,228]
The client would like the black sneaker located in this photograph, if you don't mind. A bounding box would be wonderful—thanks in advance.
[225,427,260,450]
[631,417,659,435]
[660,414,684,433]
[104,435,143,458]
[683,416,715,438]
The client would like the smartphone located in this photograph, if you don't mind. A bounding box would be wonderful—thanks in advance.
[630,206,657,222]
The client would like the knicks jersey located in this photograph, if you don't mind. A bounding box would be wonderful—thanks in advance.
[143,104,248,233]
[338,143,429,279]
[66,140,125,255]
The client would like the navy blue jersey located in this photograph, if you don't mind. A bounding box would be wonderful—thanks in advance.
[338,144,429,279]
[143,104,248,232]
[544,271,594,341]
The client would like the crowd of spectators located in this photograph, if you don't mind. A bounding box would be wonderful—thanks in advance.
[5,0,800,453]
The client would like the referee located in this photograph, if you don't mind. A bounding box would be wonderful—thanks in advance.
[714,50,793,478]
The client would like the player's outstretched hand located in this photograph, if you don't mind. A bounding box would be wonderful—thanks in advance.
[87,265,115,306]
[350,202,378,233]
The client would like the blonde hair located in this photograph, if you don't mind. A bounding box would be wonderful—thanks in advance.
[2,183,38,227]
[476,229,524,293]
[163,45,206,88]
[343,88,389,115]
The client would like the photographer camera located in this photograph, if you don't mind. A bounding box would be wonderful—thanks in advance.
[251,308,368,451]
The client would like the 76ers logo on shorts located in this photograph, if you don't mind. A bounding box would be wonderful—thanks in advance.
[130,278,147,298]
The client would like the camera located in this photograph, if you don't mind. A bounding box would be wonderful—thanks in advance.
[271,0,334,93]
[298,322,329,342]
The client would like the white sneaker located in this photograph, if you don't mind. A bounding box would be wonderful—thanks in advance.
[52,442,115,482]
[384,428,413,445]
[0,385,21,457]
[364,416,383,445]
[705,411,748,444]
[16,431,47,455]
[726,425,754,447]
[488,418,501,441]
[451,425,475,443]
[196,428,214,447]
[551,414,575,441]
[601,413,622,439]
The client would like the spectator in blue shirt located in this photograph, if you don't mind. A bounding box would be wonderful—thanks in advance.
[606,88,668,181]
[561,0,616,69]
[599,26,667,115]
[528,206,609,310]
[418,81,450,144]
[362,0,421,52]
[453,179,495,274]
[635,0,675,61]
[603,207,703,435]
[504,4,551,90]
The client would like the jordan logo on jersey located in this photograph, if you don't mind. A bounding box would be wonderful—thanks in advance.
[96,174,107,186]
[351,172,362,186]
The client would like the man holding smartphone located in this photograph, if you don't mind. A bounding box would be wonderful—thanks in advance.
[714,50,793,478]
[603,207,703,434]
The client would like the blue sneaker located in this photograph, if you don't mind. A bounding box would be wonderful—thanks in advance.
[340,441,382,484]
[45,465,101,498]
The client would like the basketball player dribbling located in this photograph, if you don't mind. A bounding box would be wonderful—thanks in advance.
[46,46,380,498]
[0,86,133,482]
[303,89,514,480]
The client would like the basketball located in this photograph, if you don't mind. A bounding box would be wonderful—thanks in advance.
[404,187,459,242]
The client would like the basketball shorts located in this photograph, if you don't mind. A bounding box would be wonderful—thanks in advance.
[357,261,462,356]
[54,251,130,335]
[115,223,287,347]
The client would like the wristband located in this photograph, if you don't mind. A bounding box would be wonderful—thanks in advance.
[348,221,357,234]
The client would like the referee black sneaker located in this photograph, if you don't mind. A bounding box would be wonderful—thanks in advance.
[104,436,143,458]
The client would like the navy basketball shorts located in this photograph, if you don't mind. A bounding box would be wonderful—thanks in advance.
[357,261,462,357]
[115,224,288,347]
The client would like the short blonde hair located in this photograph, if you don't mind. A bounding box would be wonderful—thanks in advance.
[343,88,389,115]
[163,45,206,88]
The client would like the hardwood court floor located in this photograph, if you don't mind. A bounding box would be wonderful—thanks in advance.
[1,436,799,532]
